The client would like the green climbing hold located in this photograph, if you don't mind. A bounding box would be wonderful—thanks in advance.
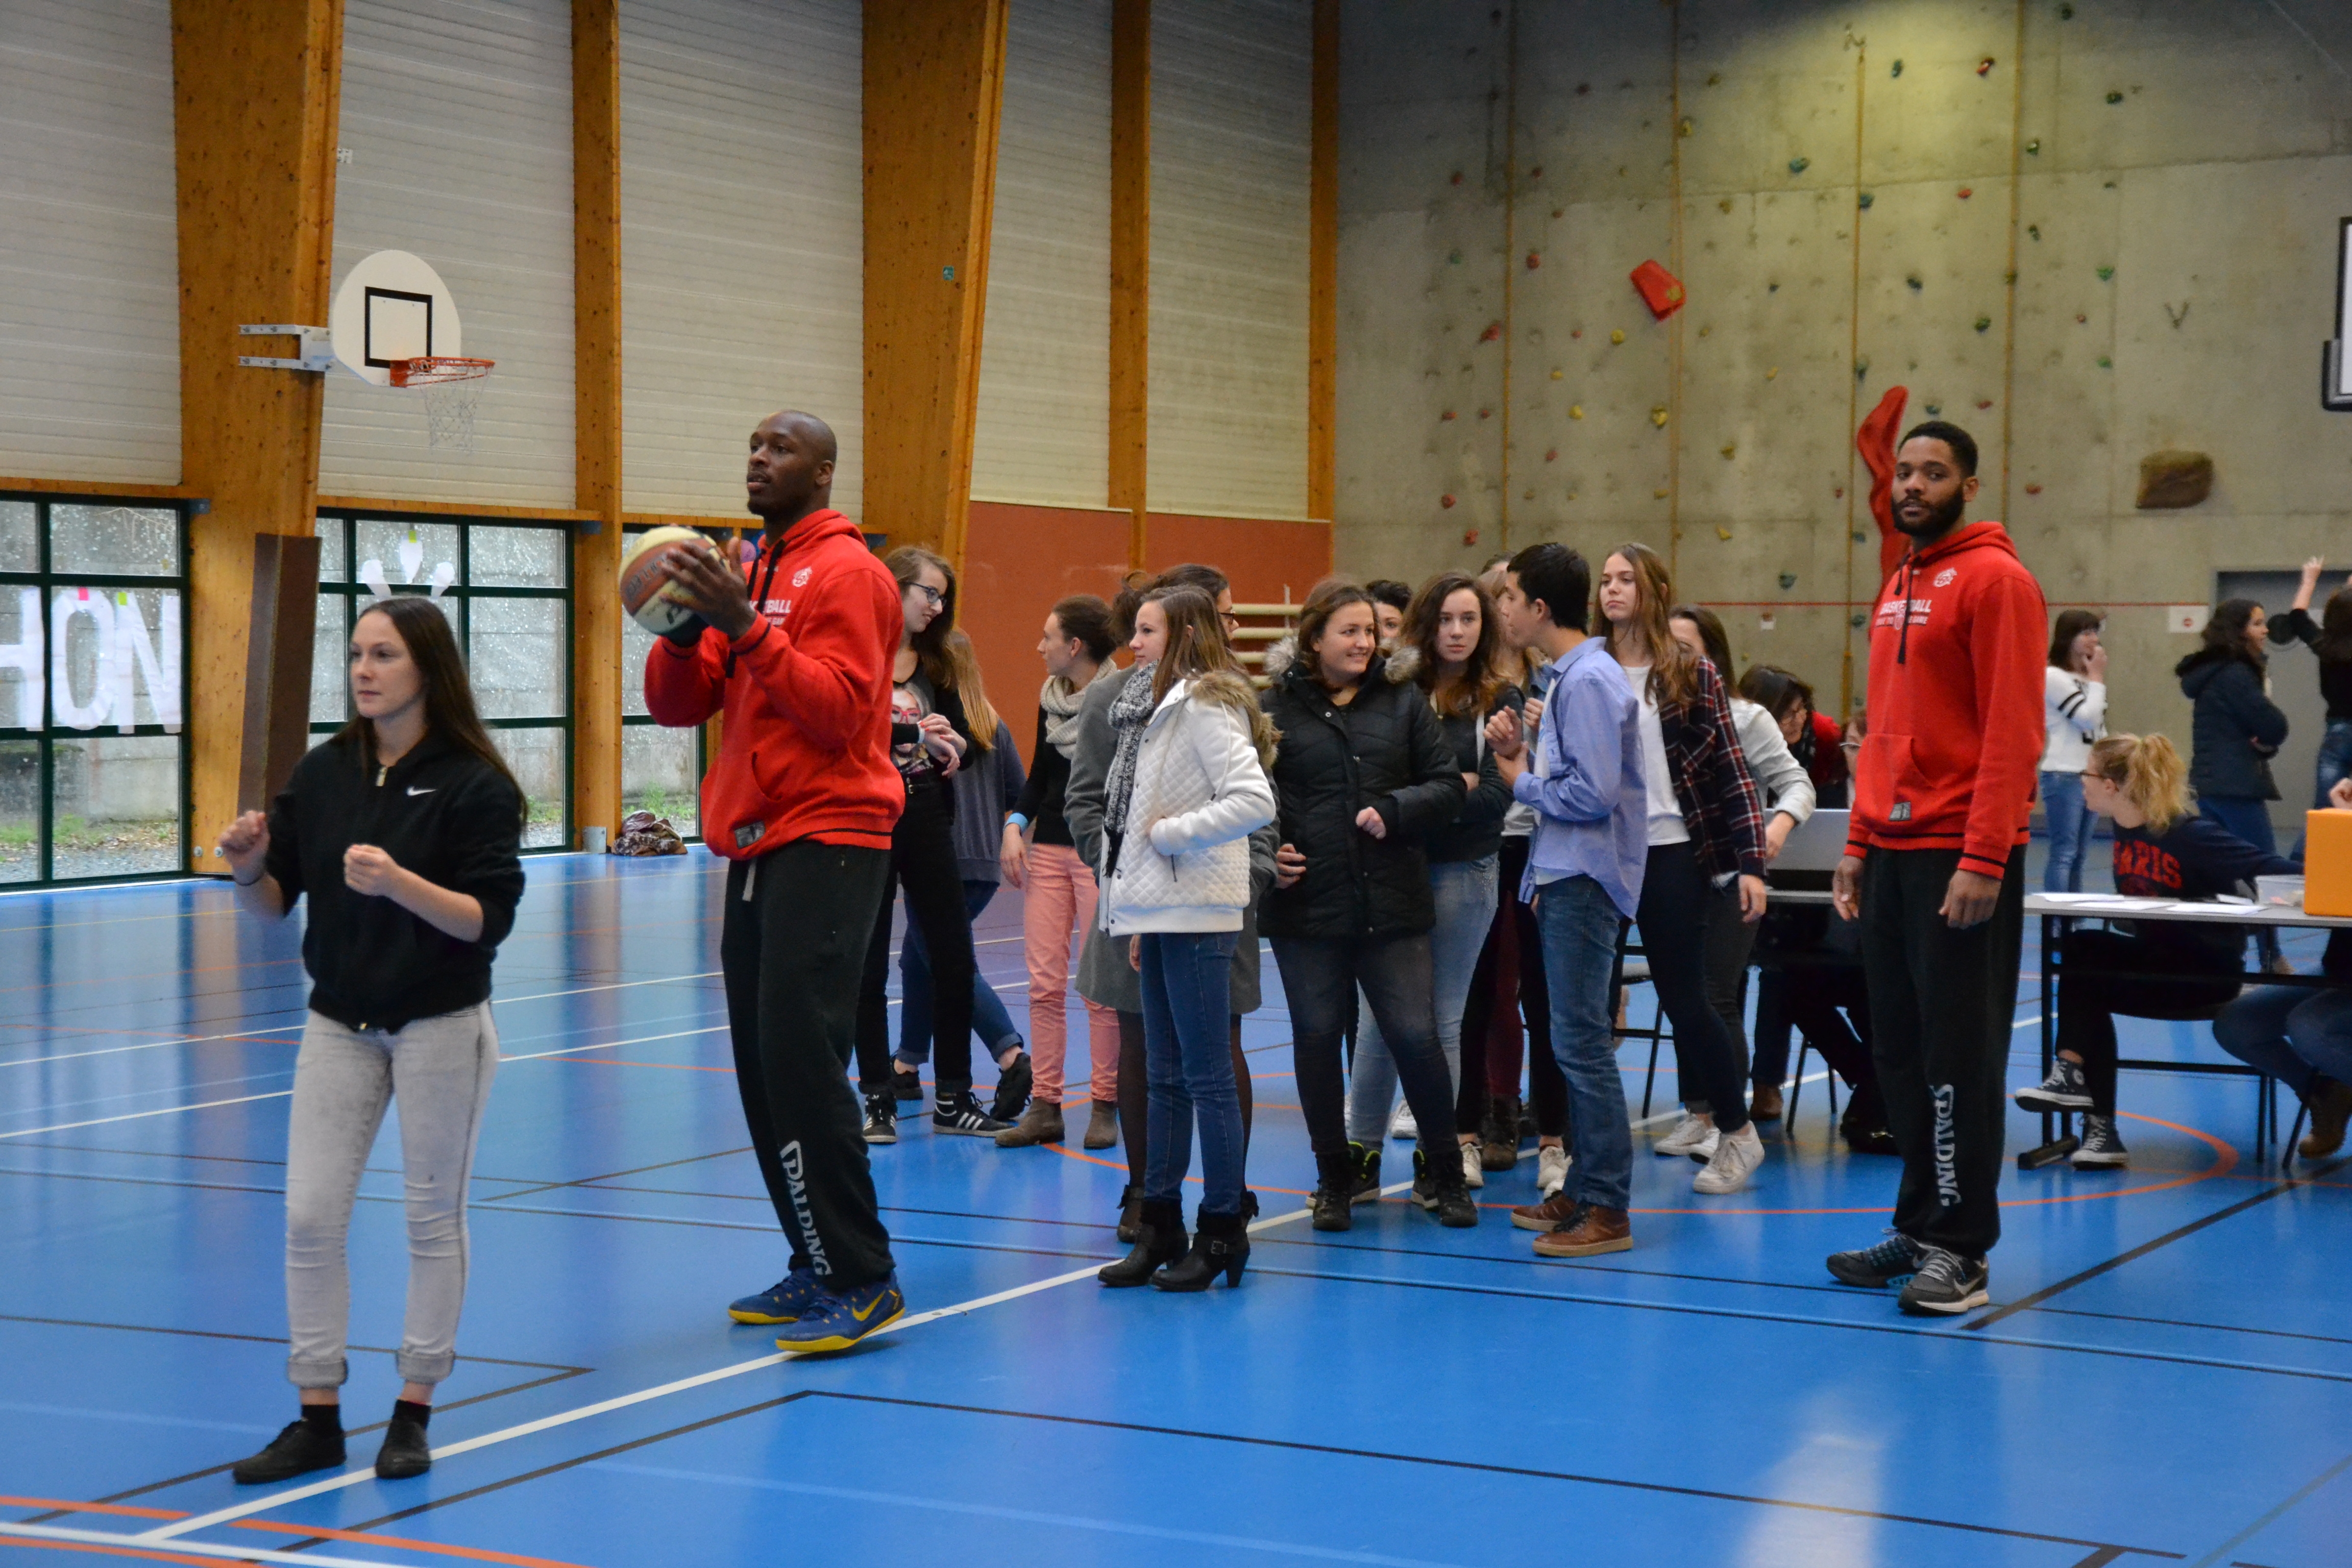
[1853,531,1870,544]
[1778,573,1798,590]
[1890,59,1903,78]
[1925,404,1942,416]
[2097,265,2114,281]
[1906,275,1923,291]
[2026,138,2041,156]
[2105,90,2123,104]
[2059,2,2074,16]
[1851,613,1868,629]
[1974,316,1992,333]
[2028,224,2041,241]
[1788,156,1810,175]
[1858,191,1874,209]
[1854,356,1871,379]
[2097,355,2113,368]
[1449,250,1462,264]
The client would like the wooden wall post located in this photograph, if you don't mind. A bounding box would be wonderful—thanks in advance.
[1109,0,1150,569]
[863,0,1011,568]
[573,0,624,847]
[173,0,345,869]
[1308,0,1338,525]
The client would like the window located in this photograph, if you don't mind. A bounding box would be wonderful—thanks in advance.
[0,497,189,885]
[619,525,717,841]
[312,514,572,849]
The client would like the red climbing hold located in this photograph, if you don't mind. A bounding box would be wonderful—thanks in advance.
[1976,57,1995,76]
[1451,171,1464,185]
[1957,186,1973,199]
[1440,494,1457,509]
[1478,408,1492,419]
[1441,410,1457,421]
[2025,483,2043,495]
[1630,259,1686,320]
[1545,449,1558,462]
[1527,252,1541,270]
[1479,322,1503,342]
[1463,529,1480,546]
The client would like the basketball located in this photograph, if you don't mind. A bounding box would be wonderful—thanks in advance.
[618,526,715,638]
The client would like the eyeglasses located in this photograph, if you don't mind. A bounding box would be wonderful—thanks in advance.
[908,582,944,608]
[1220,610,1241,630]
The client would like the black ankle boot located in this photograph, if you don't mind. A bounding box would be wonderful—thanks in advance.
[1114,1183,1144,1243]
[1098,1198,1187,1286]
[1152,1207,1250,1290]
[374,1400,432,1479]
[1309,1149,1355,1232]
[232,1411,345,1485]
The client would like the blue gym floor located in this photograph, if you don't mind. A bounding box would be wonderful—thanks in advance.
[4,849,2348,1568]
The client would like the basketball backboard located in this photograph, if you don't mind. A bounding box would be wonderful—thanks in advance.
[331,251,461,387]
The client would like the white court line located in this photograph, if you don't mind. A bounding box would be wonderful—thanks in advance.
[0,1521,422,1567]
[138,1188,1355,1544]
[1,1021,305,1070]
[0,1090,297,1142]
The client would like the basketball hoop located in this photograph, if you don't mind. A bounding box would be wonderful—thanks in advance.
[389,356,494,451]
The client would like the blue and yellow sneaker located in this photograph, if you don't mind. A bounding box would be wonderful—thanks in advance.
[774,1273,905,1353]
[728,1266,822,1325]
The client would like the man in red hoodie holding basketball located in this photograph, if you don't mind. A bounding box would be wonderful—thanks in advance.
[647,409,909,1352]
[1827,421,2046,1317]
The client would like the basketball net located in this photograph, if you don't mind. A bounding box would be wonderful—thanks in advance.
[389,357,494,453]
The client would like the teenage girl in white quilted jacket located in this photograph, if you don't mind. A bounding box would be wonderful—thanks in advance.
[1094,585,1278,1291]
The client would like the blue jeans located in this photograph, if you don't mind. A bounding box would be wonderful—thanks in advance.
[1140,930,1245,1215]
[2213,985,2352,1099]
[1348,854,1500,1141]
[897,879,1023,1068]
[2316,720,2352,810]
[2040,769,2092,893]
[2200,798,2283,965]
[1533,874,1633,1211]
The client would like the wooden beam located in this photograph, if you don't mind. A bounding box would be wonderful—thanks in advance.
[0,477,199,500]
[572,0,624,849]
[863,0,1011,569]
[173,0,344,872]
[315,494,600,522]
[1109,0,1149,568]
[238,533,322,812]
[1307,0,1337,524]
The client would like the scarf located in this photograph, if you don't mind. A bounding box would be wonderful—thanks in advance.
[1041,659,1115,762]
[1102,661,1159,843]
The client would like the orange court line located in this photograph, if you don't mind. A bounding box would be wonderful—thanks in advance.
[237,1518,600,1568]
[0,1499,184,1522]
[0,1536,224,1566]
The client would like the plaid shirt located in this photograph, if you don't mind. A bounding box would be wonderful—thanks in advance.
[1655,656,1768,881]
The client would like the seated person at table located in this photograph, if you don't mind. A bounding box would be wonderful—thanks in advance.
[2213,777,2352,1158]
[2015,733,2298,1168]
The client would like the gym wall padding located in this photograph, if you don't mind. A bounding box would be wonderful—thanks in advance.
[318,0,578,508]
[0,0,182,486]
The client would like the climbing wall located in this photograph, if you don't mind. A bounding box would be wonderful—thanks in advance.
[1337,0,2352,741]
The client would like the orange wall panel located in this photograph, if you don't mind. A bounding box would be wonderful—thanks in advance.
[1145,513,1332,607]
[961,501,1132,763]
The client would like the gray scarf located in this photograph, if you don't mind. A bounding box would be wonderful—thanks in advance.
[1041,659,1115,762]
[1102,661,1159,842]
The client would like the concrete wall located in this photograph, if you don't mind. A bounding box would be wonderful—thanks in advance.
[1337,0,2352,794]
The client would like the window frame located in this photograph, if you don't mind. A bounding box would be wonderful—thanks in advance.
[620,523,728,846]
[311,509,574,854]
[0,492,192,888]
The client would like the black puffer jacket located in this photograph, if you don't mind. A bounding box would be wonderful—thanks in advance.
[1258,652,1467,939]
[2177,650,2288,801]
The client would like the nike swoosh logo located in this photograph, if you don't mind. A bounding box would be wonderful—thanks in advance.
[407,787,436,796]
[849,1293,891,1322]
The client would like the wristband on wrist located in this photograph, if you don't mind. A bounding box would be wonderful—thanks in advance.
[1005,813,1028,831]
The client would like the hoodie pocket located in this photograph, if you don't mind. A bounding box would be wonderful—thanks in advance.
[1856,732,1926,823]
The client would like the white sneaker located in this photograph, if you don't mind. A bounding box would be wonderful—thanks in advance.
[1654,1111,1716,1158]
[1388,1101,1418,1141]
[1461,1142,1484,1189]
[1692,1121,1766,1194]
[1536,1144,1571,1198]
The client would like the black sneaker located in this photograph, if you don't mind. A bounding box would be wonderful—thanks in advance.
[2070,1112,2129,1167]
[1348,1140,1383,1203]
[2015,1057,2092,1112]
[933,1089,1009,1136]
[987,1049,1033,1122]
[375,1413,431,1480]
[1409,1149,1479,1228]
[1898,1247,1990,1316]
[1826,1230,1927,1290]
[892,1065,924,1103]
[232,1418,346,1485]
[862,1093,897,1145]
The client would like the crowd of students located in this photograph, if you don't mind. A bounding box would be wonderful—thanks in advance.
[209,406,2352,1486]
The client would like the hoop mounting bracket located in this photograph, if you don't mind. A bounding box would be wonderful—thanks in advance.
[238,324,333,373]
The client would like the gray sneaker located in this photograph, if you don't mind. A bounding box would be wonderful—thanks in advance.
[1897,1246,1990,1316]
[2014,1057,2091,1112]
[1826,1229,1926,1289]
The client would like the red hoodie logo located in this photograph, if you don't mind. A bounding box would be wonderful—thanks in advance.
[1933,568,1957,587]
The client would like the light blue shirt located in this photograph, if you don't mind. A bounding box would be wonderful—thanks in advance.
[1512,636,1648,919]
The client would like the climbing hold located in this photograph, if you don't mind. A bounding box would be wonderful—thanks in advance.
[1569,405,1584,419]
[1441,410,1457,421]
[1550,368,1563,380]
[1719,198,1733,213]
[1957,186,1973,199]
[1570,328,1582,339]
[1716,527,1733,541]
[1545,449,1558,462]
[1651,406,1670,428]
[1779,573,1798,591]
[1707,71,1721,86]
[1575,82,1591,94]
[1679,117,1694,137]
[1530,165,1542,180]
[1654,488,1672,499]
[1976,399,1994,410]
[2105,90,2123,104]
[1448,250,1462,264]
[2024,483,2043,495]
[1524,488,1535,501]
[1766,366,1779,380]
[1610,329,1626,345]
[1851,527,1864,540]
[1925,403,1942,416]
[2026,138,2041,156]
[1974,316,1992,333]
[1451,170,1464,185]
[1630,259,1686,318]
[1906,274,1923,291]
[2097,266,2114,281]
[1834,488,1846,501]
[1858,191,1874,210]
[1527,252,1541,270]
[1855,356,1871,379]
[1480,322,1503,341]
[2075,312,2087,324]
[2028,224,2041,241]
[2137,451,2215,509]
[1720,443,1736,458]
[1478,407,1492,419]
[1441,494,1458,509]
[1698,326,1710,337]
[1463,529,1480,546]
[2097,355,2113,368]
[1851,613,1868,629]
[1788,156,1810,174]
[1768,282,1780,292]
[1890,59,1903,78]
[1977,57,1996,76]
[2059,1,2074,15]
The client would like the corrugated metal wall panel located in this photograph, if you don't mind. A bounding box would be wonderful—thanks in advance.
[318,0,578,508]
[0,0,180,484]
[619,0,863,519]
[969,0,1112,510]
[1147,0,1312,520]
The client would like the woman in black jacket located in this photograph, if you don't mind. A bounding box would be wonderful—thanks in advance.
[2267,558,2352,809]
[216,595,524,1487]
[1260,580,1473,1229]
[2178,597,2290,967]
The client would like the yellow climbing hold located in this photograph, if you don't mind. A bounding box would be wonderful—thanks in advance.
[1716,527,1733,541]
[1653,488,1672,499]
[1766,366,1779,380]
[1550,369,1563,380]
[1610,329,1626,345]
[1721,443,1736,458]
[1650,406,1670,427]
[1569,405,1584,419]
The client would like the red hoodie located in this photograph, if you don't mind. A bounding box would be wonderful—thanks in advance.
[1847,519,2046,879]
[644,509,904,857]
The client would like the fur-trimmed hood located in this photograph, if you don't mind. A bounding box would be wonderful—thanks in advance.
[1258,633,1415,687]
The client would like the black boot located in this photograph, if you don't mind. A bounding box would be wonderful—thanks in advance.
[1309,1148,1355,1232]
[232,1409,345,1485]
[1114,1183,1144,1243]
[1840,1078,1898,1157]
[375,1400,432,1479]
[1152,1207,1251,1290]
[1410,1147,1479,1227]
[1098,1198,1187,1286]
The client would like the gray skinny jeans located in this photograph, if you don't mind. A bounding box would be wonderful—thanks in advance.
[284,1004,498,1389]
[1347,854,1499,1142]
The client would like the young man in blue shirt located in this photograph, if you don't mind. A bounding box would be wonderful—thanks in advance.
[1487,543,1650,1256]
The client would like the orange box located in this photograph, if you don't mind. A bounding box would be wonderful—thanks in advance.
[2305,810,2352,917]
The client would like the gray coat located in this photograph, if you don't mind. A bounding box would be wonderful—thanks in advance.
[1065,664,1277,1013]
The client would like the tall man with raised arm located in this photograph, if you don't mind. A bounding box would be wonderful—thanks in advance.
[648,410,909,1352]
[1827,421,2046,1316]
